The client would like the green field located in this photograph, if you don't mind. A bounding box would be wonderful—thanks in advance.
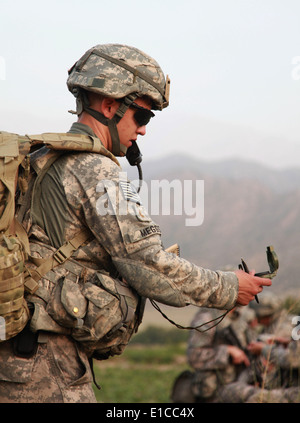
[92,327,190,403]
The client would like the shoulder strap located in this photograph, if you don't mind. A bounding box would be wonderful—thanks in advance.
[26,133,120,166]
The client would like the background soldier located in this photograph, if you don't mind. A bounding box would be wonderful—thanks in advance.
[245,292,300,402]
[177,307,258,402]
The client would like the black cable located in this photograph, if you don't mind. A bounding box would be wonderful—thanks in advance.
[137,163,143,193]
[150,299,231,333]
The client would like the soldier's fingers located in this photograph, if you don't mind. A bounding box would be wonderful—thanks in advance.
[258,285,264,293]
[244,356,250,367]
[255,276,272,286]
[250,270,272,286]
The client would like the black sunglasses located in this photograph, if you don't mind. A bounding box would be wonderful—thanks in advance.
[130,102,155,127]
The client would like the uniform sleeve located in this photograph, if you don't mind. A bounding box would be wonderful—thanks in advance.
[187,310,231,370]
[67,153,239,311]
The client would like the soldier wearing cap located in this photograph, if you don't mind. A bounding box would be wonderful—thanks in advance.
[246,292,300,400]
[0,44,271,403]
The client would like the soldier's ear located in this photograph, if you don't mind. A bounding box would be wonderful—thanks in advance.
[101,97,119,119]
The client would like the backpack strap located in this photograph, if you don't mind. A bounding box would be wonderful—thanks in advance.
[25,227,92,289]
[26,133,120,166]
[0,132,30,233]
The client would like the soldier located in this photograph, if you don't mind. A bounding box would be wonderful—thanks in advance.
[181,306,259,402]
[0,44,271,403]
[246,292,300,400]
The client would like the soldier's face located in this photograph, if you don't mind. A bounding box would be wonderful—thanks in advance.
[117,97,153,152]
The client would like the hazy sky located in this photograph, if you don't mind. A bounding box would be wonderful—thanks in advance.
[1,0,300,169]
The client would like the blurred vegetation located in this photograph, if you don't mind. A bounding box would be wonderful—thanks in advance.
[93,361,187,403]
[130,325,189,345]
[282,296,300,315]
[120,342,186,365]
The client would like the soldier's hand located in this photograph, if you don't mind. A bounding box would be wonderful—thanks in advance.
[227,345,250,366]
[247,341,264,355]
[234,269,272,306]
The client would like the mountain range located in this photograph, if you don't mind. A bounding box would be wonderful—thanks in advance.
[123,154,300,298]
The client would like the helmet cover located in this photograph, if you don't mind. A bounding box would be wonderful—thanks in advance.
[67,43,170,111]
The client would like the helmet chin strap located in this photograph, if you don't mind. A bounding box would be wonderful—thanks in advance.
[81,92,138,157]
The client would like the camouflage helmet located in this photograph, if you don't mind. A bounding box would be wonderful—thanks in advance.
[67,43,170,111]
[66,44,170,158]
[249,292,281,318]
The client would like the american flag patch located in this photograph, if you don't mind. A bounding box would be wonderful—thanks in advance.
[120,180,141,204]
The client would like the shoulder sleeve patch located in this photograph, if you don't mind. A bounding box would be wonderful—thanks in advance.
[120,180,141,204]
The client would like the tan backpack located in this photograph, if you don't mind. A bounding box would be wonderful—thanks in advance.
[0,132,33,342]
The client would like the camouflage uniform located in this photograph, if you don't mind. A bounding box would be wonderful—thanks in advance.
[246,293,300,396]
[0,333,96,403]
[186,307,259,402]
[0,44,239,403]
[0,122,239,403]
